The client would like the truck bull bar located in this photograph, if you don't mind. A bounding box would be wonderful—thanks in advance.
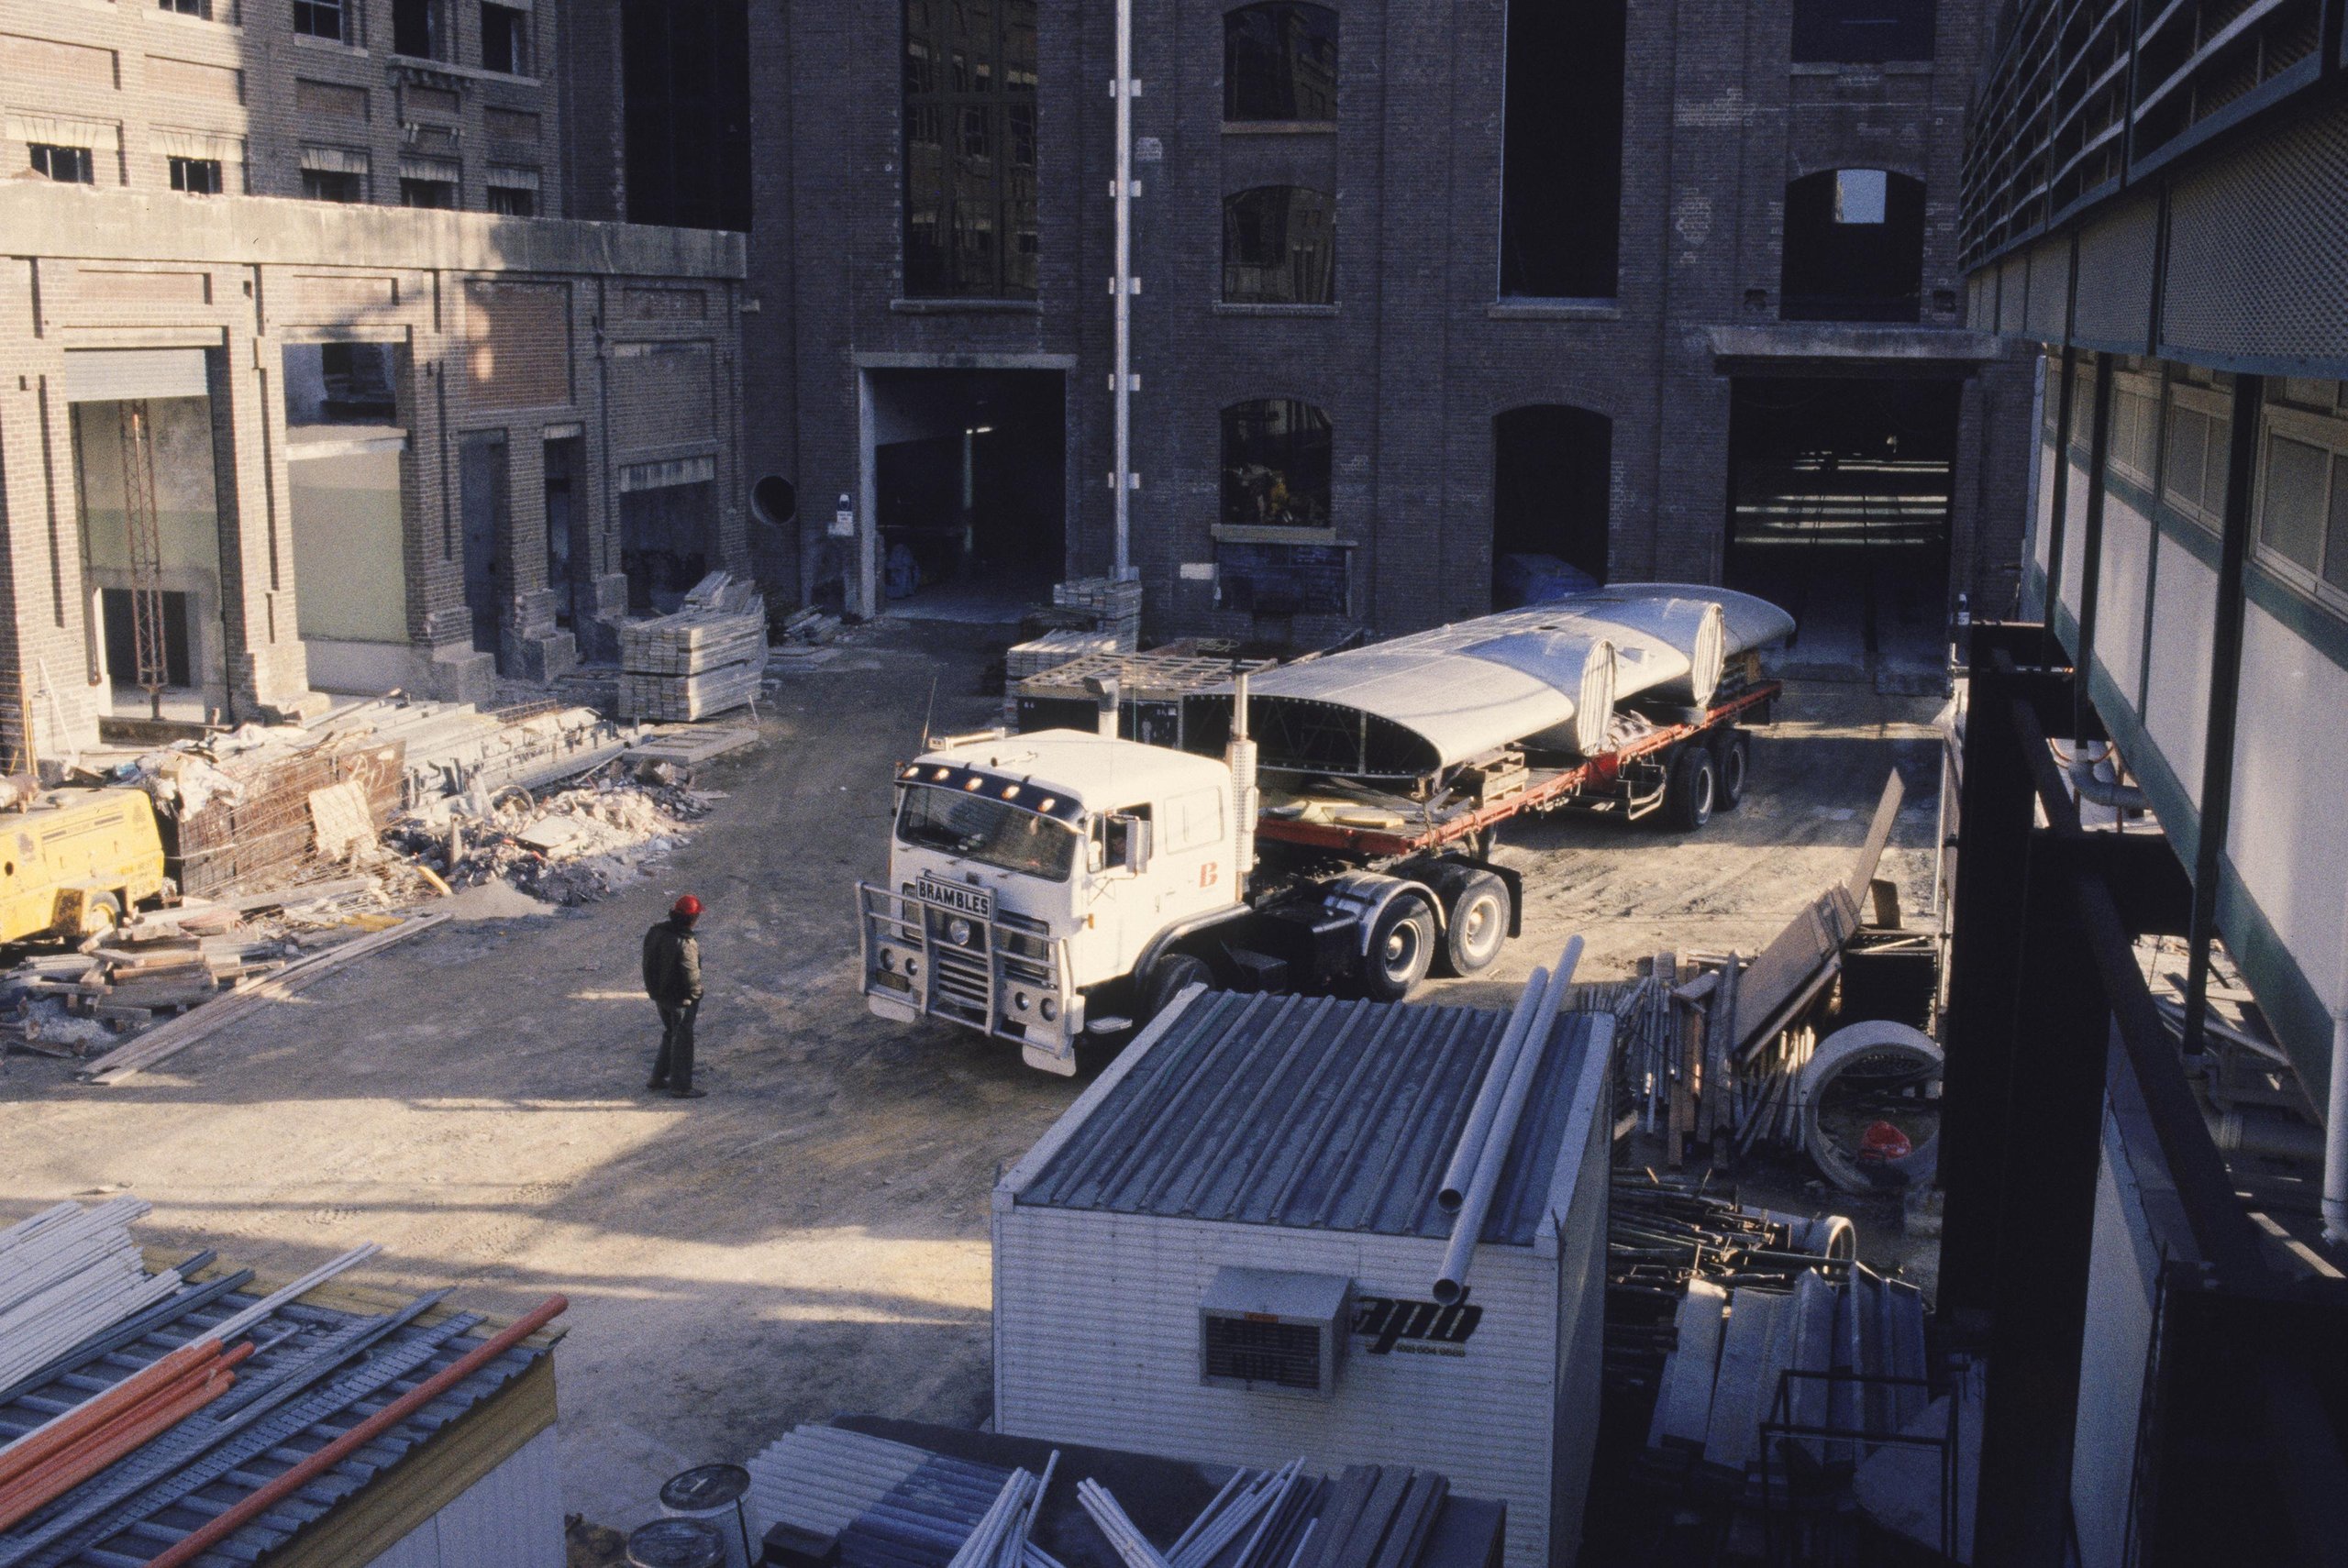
[857,882,1080,1059]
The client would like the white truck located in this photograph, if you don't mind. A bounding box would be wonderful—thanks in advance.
[858,682,1522,1075]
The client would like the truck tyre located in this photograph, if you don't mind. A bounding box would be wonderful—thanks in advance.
[1362,891,1436,1001]
[1664,745,1717,833]
[1141,954,1214,1023]
[1714,731,1751,811]
[1435,871,1511,977]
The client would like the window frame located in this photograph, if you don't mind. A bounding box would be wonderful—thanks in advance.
[1220,398,1335,531]
[900,0,1039,300]
[2108,367,2163,491]
[169,156,225,194]
[399,175,458,209]
[302,166,367,203]
[485,182,535,216]
[2250,399,2348,609]
[2159,376,2232,533]
[157,0,216,18]
[392,0,442,61]
[1222,2,1340,126]
[293,0,346,40]
[481,2,529,74]
[29,145,96,185]
[1221,185,1336,306]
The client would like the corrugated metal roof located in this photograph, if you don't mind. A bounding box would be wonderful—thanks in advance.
[0,1272,548,1568]
[1014,993,1609,1245]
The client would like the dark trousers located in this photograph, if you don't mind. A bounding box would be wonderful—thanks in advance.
[650,999,699,1091]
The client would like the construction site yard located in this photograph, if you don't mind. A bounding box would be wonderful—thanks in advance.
[0,618,1947,1544]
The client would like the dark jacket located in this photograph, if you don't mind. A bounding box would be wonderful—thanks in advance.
[642,918,703,1007]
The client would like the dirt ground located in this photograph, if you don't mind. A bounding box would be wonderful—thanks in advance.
[0,618,1947,1539]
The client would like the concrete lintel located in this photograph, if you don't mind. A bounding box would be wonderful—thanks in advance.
[1705,323,2011,371]
[854,351,1080,371]
[0,187,746,281]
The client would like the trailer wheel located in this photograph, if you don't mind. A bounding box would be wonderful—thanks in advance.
[1435,872,1511,977]
[1664,745,1717,832]
[1140,954,1214,1023]
[1362,891,1436,1001]
[1715,731,1751,811]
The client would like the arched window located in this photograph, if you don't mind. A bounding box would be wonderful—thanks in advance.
[1223,187,1335,305]
[1222,400,1333,528]
[1224,4,1338,123]
[1778,168,1926,323]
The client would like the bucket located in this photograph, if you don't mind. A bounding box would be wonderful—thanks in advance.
[627,1517,727,1568]
[659,1463,756,1568]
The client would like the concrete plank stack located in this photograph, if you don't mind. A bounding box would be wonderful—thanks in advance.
[618,573,771,723]
[1051,577,1143,650]
[1004,626,1126,683]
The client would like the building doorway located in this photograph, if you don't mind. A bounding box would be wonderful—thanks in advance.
[864,369,1066,622]
[460,434,512,660]
[544,436,585,629]
[1725,376,1957,679]
[1491,404,1611,605]
[69,387,227,721]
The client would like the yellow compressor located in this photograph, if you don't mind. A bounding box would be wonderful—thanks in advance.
[0,790,168,943]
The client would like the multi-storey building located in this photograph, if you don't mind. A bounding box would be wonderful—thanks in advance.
[1938,4,2348,1565]
[581,0,2032,667]
[0,1,751,755]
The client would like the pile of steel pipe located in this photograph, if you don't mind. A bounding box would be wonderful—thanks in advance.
[0,1202,183,1389]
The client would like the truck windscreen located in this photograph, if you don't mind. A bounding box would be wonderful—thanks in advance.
[896,786,1080,883]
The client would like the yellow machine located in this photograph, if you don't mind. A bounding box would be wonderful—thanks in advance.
[0,790,168,944]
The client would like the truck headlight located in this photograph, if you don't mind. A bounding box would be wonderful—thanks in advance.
[879,948,898,973]
[1013,990,1031,1012]
[947,917,974,947]
[1040,998,1058,1021]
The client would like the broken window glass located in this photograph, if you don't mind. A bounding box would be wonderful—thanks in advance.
[1222,401,1334,529]
[1779,168,1925,322]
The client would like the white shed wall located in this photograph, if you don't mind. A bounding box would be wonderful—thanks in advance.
[994,1213,1563,1568]
[2059,449,2092,625]
[2093,491,2153,707]
[367,1424,565,1568]
[2228,600,2348,1013]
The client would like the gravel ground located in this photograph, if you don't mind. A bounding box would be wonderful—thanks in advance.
[0,617,1945,1540]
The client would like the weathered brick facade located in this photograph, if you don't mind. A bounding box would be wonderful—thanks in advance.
[619,0,2033,640]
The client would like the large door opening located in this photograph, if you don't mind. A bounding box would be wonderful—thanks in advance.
[70,391,227,721]
[1492,404,1611,605]
[460,434,512,659]
[868,369,1065,622]
[1725,376,1958,679]
[284,341,414,695]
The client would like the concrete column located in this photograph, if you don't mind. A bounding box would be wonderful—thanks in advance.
[207,335,322,721]
[401,333,493,704]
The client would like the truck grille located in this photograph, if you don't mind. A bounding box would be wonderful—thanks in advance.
[928,943,992,1023]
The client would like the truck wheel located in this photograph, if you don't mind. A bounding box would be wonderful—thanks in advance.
[1435,872,1511,977]
[79,892,123,938]
[1141,954,1214,1022]
[1664,746,1717,833]
[1362,891,1436,1001]
[1715,731,1751,811]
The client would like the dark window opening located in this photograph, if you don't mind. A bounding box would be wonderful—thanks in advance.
[1779,168,1926,322]
[620,0,753,231]
[101,590,194,692]
[1222,400,1333,529]
[285,342,400,425]
[393,0,438,59]
[30,145,94,184]
[903,0,1038,298]
[400,177,457,208]
[545,436,584,629]
[1223,187,1335,305]
[303,168,364,202]
[486,183,535,215]
[460,435,512,659]
[158,0,211,17]
[481,3,528,73]
[170,157,224,194]
[293,0,345,40]
[1492,405,1611,604]
[1224,3,1338,123]
[1499,0,1624,298]
[1791,0,1937,64]
[622,482,717,614]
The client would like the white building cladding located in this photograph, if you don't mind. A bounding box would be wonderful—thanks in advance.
[992,990,1613,1568]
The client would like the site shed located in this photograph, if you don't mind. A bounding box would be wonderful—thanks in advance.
[992,989,1614,1568]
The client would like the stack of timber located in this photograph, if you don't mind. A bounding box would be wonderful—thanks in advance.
[771,605,845,671]
[618,573,770,721]
[1052,578,1144,649]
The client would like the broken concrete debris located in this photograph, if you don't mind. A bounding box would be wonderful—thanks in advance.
[618,572,771,721]
[387,765,714,907]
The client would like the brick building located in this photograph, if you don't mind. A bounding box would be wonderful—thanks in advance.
[0,0,750,759]
[581,0,2033,661]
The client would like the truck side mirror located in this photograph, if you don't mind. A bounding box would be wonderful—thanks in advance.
[1109,813,1149,875]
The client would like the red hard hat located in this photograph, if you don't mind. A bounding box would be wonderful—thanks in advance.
[671,895,703,919]
[1857,1121,1913,1164]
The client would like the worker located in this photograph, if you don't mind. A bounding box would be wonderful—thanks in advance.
[641,894,706,1099]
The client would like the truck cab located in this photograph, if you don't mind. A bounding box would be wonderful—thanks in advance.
[859,730,1241,1075]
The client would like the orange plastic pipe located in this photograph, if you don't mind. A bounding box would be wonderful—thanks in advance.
[0,1364,239,1530]
[0,1340,242,1487]
[145,1295,568,1568]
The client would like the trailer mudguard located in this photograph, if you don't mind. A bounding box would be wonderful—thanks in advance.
[1132,903,1257,989]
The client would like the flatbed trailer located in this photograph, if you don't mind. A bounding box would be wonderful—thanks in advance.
[1255,679,1782,860]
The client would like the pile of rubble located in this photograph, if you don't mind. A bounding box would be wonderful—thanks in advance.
[386,762,714,907]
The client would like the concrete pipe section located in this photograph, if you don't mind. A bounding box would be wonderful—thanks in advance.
[1796,1019,1944,1194]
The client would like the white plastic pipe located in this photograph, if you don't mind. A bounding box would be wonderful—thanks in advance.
[1437,964,1553,1211]
[2325,910,2348,1242]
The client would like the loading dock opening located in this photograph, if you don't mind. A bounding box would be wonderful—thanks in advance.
[1725,376,1956,679]
[863,368,1066,622]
